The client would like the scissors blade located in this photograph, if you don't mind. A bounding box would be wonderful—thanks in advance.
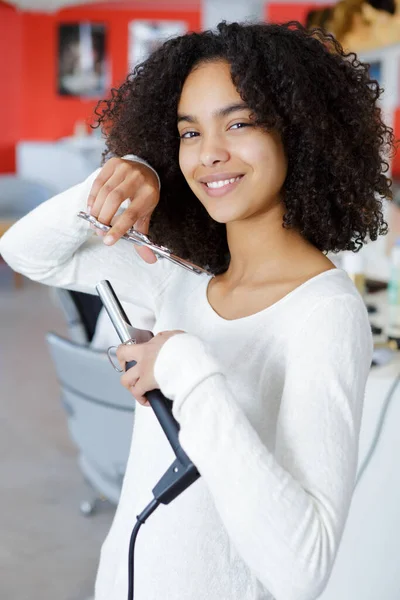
[77,211,212,276]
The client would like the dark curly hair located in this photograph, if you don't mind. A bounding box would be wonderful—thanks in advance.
[94,20,394,275]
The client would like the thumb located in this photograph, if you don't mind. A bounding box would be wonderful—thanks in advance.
[133,214,158,264]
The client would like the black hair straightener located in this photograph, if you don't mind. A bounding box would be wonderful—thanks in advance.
[96,280,201,600]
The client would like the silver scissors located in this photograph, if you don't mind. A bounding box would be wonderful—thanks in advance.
[77,211,213,276]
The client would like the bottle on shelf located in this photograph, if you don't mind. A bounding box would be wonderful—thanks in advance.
[387,237,400,342]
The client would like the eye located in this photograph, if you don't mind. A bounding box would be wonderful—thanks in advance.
[230,122,251,130]
[179,131,199,139]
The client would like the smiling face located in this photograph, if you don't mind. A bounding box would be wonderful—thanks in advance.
[177,60,288,225]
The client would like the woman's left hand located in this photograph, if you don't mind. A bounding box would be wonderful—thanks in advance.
[117,330,186,406]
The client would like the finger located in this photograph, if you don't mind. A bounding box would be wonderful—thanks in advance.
[104,214,157,264]
[133,213,151,236]
[121,365,140,389]
[91,171,128,222]
[129,214,159,264]
[103,188,157,245]
[133,393,150,407]
[96,173,149,226]
[87,159,121,213]
[116,343,139,369]
[130,383,150,406]
[101,202,147,245]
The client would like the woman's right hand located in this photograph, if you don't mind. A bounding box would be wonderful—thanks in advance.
[87,157,160,264]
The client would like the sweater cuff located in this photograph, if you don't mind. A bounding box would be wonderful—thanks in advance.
[153,333,223,421]
[122,154,161,191]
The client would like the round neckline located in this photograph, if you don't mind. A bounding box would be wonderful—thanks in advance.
[203,267,345,323]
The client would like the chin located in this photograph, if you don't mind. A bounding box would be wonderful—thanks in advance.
[196,190,250,224]
[206,208,245,224]
[208,215,230,224]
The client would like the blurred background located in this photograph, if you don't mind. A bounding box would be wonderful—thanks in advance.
[2,1,400,599]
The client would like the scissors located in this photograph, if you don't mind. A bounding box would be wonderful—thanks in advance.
[77,211,213,276]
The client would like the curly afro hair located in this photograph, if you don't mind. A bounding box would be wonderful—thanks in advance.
[94,20,394,276]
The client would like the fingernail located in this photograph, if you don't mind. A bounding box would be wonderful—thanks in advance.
[87,206,91,215]
[104,235,114,245]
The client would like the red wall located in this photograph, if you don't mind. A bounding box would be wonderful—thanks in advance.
[0,1,200,173]
[266,2,322,25]
[0,2,23,172]
[3,0,399,177]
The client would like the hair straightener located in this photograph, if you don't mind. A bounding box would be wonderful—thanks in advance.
[96,280,201,600]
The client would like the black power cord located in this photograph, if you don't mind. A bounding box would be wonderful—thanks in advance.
[126,453,199,600]
[128,498,161,600]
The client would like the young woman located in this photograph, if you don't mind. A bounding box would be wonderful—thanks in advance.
[0,21,393,600]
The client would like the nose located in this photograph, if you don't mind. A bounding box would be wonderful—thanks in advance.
[199,134,230,167]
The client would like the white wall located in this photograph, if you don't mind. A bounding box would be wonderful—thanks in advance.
[202,0,265,29]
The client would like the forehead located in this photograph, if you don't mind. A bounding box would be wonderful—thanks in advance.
[178,60,242,111]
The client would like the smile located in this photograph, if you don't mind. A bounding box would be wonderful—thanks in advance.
[206,176,242,188]
[201,175,244,197]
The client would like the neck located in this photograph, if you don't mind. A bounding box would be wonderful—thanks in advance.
[222,202,319,287]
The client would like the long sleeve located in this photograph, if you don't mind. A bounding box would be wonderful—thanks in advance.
[153,294,373,600]
[0,169,173,311]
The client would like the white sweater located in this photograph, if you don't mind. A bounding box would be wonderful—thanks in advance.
[0,169,373,600]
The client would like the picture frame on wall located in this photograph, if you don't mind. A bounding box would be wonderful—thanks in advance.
[58,22,109,97]
[128,20,188,71]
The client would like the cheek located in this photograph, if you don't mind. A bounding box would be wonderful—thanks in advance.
[248,137,287,186]
[179,145,195,180]
[179,145,206,203]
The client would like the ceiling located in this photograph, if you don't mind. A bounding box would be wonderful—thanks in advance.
[5,0,102,9]
[3,0,332,12]
[3,0,202,12]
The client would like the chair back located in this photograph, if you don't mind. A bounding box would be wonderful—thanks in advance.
[46,331,135,504]
[50,288,103,345]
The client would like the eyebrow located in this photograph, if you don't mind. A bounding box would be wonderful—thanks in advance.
[177,102,249,124]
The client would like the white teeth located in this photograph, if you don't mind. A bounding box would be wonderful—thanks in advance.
[206,176,241,189]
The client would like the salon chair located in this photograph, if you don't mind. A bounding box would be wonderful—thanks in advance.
[46,331,135,515]
[49,287,104,345]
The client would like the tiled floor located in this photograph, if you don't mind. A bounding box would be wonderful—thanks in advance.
[0,265,114,600]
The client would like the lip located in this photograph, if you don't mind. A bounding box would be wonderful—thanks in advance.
[198,172,244,184]
[200,175,244,198]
